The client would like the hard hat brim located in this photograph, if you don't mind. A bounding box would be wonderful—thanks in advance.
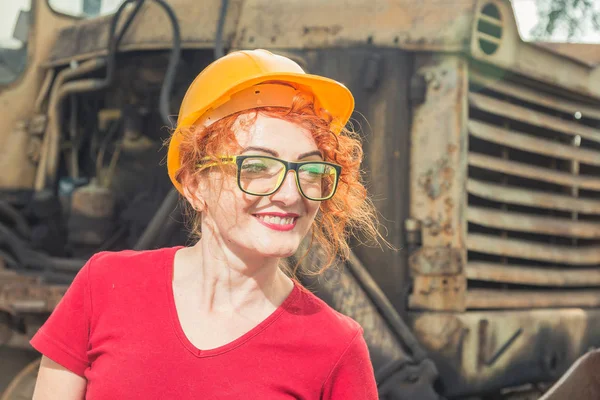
[168,72,354,194]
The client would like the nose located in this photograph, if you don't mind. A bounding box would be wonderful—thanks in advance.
[271,171,302,204]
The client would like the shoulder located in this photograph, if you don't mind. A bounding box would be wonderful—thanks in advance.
[87,246,180,276]
[82,246,181,293]
[290,284,363,343]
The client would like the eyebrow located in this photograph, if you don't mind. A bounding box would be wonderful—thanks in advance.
[298,150,323,160]
[240,147,323,160]
[241,146,278,156]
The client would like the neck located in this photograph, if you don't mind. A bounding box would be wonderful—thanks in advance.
[174,230,293,314]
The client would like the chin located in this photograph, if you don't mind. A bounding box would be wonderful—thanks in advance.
[254,241,299,259]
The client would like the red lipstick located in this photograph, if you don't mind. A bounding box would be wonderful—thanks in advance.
[253,213,299,232]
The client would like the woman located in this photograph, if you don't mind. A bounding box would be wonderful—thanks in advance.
[31,49,383,399]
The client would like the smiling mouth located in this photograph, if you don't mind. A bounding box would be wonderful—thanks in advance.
[253,214,298,231]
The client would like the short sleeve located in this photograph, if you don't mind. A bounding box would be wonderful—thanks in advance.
[322,329,379,399]
[30,255,94,377]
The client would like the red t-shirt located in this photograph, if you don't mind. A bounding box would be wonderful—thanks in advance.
[30,246,378,399]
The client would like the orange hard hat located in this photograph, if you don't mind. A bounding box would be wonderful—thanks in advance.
[167,49,355,194]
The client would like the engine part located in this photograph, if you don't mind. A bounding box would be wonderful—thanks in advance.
[35,58,108,191]
[121,107,154,154]
[28,190,65,256]
[377,359,443,400]
[67,181,115,247]
[0,222,83,274]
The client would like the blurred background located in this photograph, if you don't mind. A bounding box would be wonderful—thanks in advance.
[0,1,599,399]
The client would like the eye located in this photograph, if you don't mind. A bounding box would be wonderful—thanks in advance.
[308,164,327,173]
[241,162,268,173]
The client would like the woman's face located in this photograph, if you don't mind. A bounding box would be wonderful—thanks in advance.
[197,114,322,260]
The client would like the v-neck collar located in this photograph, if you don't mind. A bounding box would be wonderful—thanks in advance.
[164,246,300,358]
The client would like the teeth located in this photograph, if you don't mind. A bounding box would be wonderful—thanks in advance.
[256,215,295,225]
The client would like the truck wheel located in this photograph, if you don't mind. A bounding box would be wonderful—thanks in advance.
[0,357,40,400]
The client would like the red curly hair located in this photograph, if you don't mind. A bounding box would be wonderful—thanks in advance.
[172,93,383,275]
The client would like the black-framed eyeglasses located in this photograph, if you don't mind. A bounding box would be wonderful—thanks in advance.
[198,155,342,201]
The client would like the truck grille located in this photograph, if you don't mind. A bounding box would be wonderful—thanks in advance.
[466,68,600,309]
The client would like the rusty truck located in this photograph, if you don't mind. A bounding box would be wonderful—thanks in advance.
[1,0,600,399]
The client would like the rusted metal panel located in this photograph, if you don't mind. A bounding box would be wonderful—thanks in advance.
[409,55,469,310]
[467,233,600,265]
[470,71,600,120]
[469,0,600,101]
[409,247,463,276]
[232,0,477,51]
[409,308,600,396]
[34,69,55,114]
[39,0,600,103]
[535,43,600,67]
[0,0,74,191]
[468,179,600,215]
[411,313,466,355]
[0,259,66,314]
[466,262,600,287]
[537,349,600,400]
[467,206,600,239]
[469,153,600,191]
[409,276,467,311]
[0,272,36,285]
[466,290,600,309]
[0,120,36,190]
[46,0,244,66]
[292,48,413,313]
[469,120,600,167]
[0,280,67,314]
[70,183,115,219]
[469,93,600,144]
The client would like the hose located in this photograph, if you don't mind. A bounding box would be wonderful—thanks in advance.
[101,0,179,128]
[0,222,32,269]
[0,222,85,273]
[214,0,229,60]
[45,70,110,188]
[39,270,76,284]
[35,69,55,113]
[153,200,182,246]
[35,58,108,191]
[149,0,181,128]
[42,0,181,188]
[41,0,145,189]
[134,188,179,250]
[0,200,31,239]
[126,0,181,248]
[102,0,147,91]
[96,119,122,184]
[0,249,18,269]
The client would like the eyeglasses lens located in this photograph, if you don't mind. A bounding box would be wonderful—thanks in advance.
[298,163,336,200]
[239,157,285,195]
[239,157,337,200]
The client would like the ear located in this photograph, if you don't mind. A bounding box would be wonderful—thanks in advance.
[181,176,207,213]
